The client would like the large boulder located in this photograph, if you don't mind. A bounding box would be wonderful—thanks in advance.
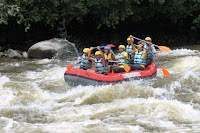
[28,38,76,59]
[5,49,22,59]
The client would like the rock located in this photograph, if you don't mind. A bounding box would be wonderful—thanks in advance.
[28,38,75,59]
[22,51,28,59]
[0,52,4,57]
[5,49,22,59]
[15,50,23,55]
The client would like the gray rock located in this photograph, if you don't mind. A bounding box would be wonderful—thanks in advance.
[28,38,76,59]
[22,51,28,59]
[5,49,22,59]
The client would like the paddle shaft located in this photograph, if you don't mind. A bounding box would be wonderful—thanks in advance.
[149,49,162,67]
[133,36,157,47]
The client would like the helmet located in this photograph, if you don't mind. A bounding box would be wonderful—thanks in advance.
[137,44,144,48]
[127,37,134,42]
[95,51,101,56]
[83,48,90,53]
[118,45,125,50]
[145,37,152,42]
[104,46,111,50]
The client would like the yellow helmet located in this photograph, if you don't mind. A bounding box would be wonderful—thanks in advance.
[145,37,152,42]
[137,44,144,48]
[83,48,90,53]
[127,37,134,42]
[95,51,101,56]
[118,45,125,50]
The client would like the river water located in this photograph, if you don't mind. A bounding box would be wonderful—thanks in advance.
[0,47,200,132]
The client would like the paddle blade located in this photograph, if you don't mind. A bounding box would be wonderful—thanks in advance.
[123,64,131,72]
[157,46,170,52]
[106,44,116,47]
[67,65,73,70]
[161,67,171,77]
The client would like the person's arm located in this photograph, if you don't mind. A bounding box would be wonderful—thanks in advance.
[129,35,137,54]
[88,47,95,62]
[142,44,151,58]
[110,50,116,60]
[97,46,106,66]
[151,45,158,59]
[111,50,118,61]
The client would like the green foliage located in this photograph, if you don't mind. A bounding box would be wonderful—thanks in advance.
[0,0,20,24]
[192,14,200,30]
[0,0,199,35]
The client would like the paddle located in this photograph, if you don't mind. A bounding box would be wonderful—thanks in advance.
[106,44,116,47]
[67,65,73,70]
[123,64,131,72]
[67,56,82,70]
[149,50,171,77]
[93,44,115,49]
[133,36,171,52]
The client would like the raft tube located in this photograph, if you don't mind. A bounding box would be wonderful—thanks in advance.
[64,63,157,86]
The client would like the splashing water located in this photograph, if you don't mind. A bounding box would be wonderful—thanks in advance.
[0,47,200,132]
[54,38,80,60]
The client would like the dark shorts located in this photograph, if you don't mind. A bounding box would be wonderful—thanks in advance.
[130,64,145,70]
[110,66,125,73]
[146,58,153,66]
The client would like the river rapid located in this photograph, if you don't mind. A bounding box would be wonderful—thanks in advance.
[0,47,200,132]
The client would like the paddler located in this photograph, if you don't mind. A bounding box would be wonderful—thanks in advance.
[79,48,93,70]
[144,37,158,66]
[126,37,134,60]
[129,36,151,70]
[88,46,108,74]
[110,45,128,73]
[104,46,115,65]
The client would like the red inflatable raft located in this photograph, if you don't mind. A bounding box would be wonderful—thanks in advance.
[64,63,157,86]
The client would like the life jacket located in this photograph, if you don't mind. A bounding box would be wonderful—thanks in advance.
[95,58,108,74]
[134,50,146,65]
[143,44,155,59]
[80,54,92,70]
[126,45,133,53]
[117,52,128,65]
[104,53,112,60]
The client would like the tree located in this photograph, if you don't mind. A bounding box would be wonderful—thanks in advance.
[0,0,199,35]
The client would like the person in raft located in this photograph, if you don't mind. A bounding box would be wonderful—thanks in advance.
[88,46,109,74]
[79,48,93,70]
[110,45,128,73]
[129,36,152,70]
[104,46,115,65]
[143,37,158,66]
[126,37,135,60]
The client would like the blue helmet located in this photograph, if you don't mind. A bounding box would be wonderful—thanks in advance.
[104,46,111,50]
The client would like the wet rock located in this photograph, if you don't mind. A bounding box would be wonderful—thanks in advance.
[5,49,22,59]
[22,51,28,59]
[28,38,75,59]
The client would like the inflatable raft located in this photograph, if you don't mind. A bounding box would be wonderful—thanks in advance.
[64,63,157,86]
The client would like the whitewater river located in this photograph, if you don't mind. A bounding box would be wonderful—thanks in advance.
[0,47,200,132]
